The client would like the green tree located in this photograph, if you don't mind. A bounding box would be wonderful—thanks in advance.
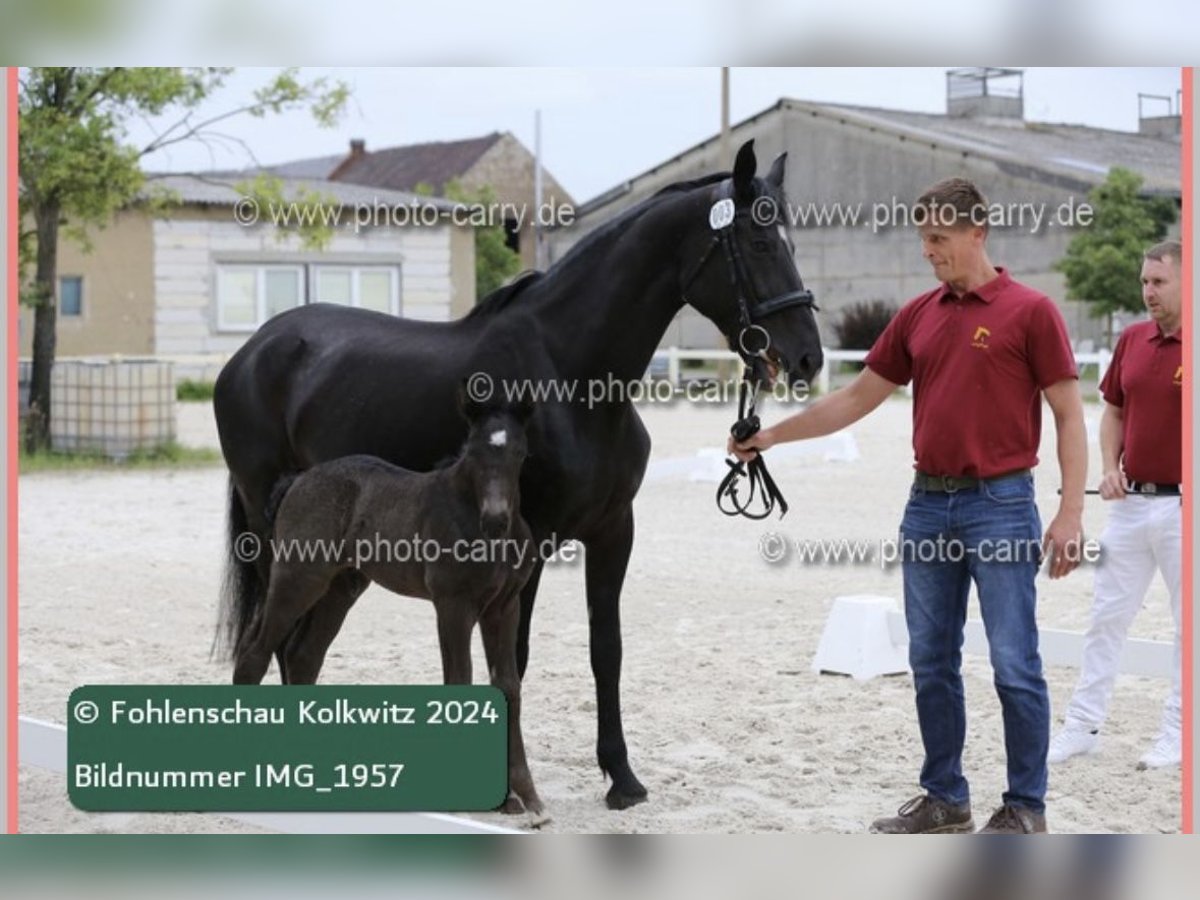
[18,67,348,452]
[1055,167,1177,341]
[442,178,522,299]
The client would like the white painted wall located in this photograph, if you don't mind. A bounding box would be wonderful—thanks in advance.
[152,216,458,356]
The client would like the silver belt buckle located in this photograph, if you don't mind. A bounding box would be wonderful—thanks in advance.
[1143,483,1157,494]
[941,476,958,493]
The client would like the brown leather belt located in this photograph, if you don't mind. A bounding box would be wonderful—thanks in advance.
[913,469,1031,493]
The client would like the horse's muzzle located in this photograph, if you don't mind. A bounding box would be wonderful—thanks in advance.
[480,511,511,539]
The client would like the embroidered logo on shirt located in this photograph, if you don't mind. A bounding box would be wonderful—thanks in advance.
[1174,365,1183,386]
[971,326,991,349]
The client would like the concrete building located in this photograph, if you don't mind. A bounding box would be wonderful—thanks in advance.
[551,69,1181,350]
[19,174,475,380]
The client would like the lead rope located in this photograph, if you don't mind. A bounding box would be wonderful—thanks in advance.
[717,361,789,520]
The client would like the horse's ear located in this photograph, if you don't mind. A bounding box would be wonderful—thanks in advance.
[766,151,787,188]
[732,140,757,202]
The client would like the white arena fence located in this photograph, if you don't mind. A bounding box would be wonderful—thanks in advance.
[649,347,1113,398]
[20,348,1111,401]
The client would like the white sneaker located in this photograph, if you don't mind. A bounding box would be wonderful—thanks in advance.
[1048,725,1100,763]
[1137,733,1181,770]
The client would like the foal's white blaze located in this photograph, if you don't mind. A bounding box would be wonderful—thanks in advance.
[481,426,513,525]
[481,483,511,521]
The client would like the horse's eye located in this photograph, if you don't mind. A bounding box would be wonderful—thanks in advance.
[751,240,770,253]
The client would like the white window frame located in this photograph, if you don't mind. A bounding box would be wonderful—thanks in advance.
[215,264,304,332]
[311,265,401,315]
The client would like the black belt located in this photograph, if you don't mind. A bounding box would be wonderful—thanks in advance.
[913,469,1031,493]
[1126,481,1181,496]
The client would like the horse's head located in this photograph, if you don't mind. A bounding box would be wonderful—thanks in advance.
[457,386,533,539]
[679,140,823,388]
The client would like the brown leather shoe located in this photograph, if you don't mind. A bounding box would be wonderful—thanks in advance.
[977,804,1048,834]
[869,794,974,834]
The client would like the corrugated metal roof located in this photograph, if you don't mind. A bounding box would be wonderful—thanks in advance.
[578,96,1181,214]
[790,100,1180,196]
[142,173,458,211]
[263,153,347,179]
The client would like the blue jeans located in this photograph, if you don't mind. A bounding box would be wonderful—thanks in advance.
[900,471,1048,814]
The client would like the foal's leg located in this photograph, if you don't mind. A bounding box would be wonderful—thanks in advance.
[233,565,335,684]
[584,507,647,810]
[481,589,543,816]
[434,598,476,685]
[282,571,369,684]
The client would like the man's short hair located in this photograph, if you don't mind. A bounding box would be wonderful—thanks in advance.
[1144,240,1182,266]
[916,177,989,231]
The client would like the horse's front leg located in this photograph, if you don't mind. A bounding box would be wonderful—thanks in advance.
[515,559,544,679]
[434,599,475,685]
[481,586,543,816]
[584,506,647,810]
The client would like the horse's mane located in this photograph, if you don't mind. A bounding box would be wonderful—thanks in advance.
[464,270,545,320]
[432,451,461,470]
[649,171,729,197]
[556,172,733,266]
[462,172,737,321]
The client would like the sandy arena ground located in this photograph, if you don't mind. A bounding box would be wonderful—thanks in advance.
[17,395,1182,833]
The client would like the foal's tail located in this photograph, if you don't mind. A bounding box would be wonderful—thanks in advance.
[263,473,299,528]
[215,474,303,661]
[214,478,267,662]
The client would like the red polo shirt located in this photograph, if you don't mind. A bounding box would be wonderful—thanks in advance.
[865,267,1078,478]
[1100,320,1182,484]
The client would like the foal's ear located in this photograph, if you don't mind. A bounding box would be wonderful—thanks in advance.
[457,378,485,422]
[732,140,757,202]
[510,398,535,424]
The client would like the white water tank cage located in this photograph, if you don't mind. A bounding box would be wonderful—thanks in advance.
[47,358,176,458]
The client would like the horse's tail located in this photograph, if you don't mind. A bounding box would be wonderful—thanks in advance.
[214,478,267,662]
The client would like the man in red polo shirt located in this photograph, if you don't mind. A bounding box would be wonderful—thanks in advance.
[731,177,1087,834]
[1049,240,1184,770]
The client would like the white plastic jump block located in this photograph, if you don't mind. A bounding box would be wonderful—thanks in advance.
[811,594,1173,683]
[812,594,911,681]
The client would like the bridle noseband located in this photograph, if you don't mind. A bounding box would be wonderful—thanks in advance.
[680,184,819,521]
[680,185,818,362]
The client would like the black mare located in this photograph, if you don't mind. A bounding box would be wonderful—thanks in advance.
[214,140,823,810]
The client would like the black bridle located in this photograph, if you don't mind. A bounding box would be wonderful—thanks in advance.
[681,187,818,520]
[680,196,817,347]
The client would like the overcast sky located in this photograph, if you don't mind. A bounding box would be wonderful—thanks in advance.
[130,67,1183,204]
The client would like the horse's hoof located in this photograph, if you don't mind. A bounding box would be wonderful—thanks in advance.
[605,782,649,811]
[499,793,526,815]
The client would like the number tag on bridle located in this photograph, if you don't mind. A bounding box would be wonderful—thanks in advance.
[708,198,735,231]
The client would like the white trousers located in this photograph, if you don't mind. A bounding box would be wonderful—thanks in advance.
[1063,495,1182,737]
